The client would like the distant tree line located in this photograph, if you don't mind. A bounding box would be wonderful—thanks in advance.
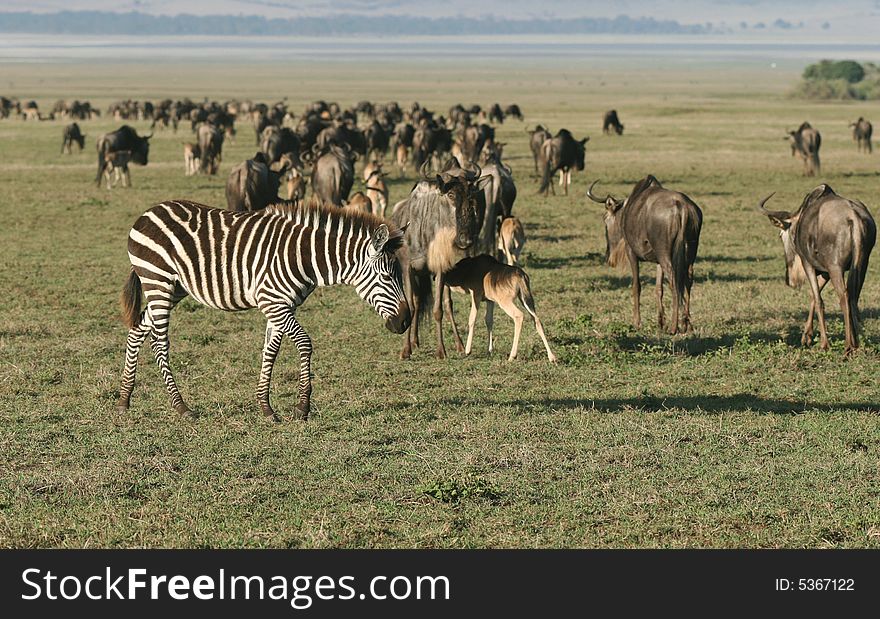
[0,11,711,36]
[792,60,880,100]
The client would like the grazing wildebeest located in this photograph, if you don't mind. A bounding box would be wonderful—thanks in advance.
[527,125,552,174]
[445,255,556,362]
[61,122,85,154]
[851,117,873,153]
[787,122,821,176]
[198,123,224,174]
[102,150,132,189]
[603,110,624,135]
[587,176,703,334]
[183,142,200,176]
[95,126,151,187]
[225,152,290,212]
[391,158,485,359]
[497,216,526,266]
[538,129,588,196]
[118,200,410,420]
[504,104,524,121]
[311,144,355,207]
[488,103,505,124]
[757,185,875,354]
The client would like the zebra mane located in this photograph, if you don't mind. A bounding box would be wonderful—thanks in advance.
[263,199,400,237]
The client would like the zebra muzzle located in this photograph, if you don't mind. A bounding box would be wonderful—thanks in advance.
[385,301,411,334]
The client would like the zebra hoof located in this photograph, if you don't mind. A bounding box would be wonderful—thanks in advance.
[175,404,196,418]
[295,403,310,421]
[115,399,130,413]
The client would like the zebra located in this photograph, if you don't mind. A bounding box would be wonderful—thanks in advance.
[116,199,411,421]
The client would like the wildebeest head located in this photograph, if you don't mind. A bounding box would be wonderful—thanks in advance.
[573,137,589,171]
[432,158,484,250]
[132,132,152,165]
[587,181,627,267]
[756,192,806,288]
[360,222,411,334]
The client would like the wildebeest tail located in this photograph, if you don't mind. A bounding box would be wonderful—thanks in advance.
[671,204,689,310]
[95,141,106,186]
[537,150,552,195]
[412,270,433,326]
[120,268,142,329]
[847,217,872,334]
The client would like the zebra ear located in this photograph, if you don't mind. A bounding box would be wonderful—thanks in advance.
[370,224,390,255]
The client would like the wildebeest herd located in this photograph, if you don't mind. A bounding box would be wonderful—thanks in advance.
[4,94,876,420]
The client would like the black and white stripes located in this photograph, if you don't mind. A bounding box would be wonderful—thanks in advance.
[117,199,410,420]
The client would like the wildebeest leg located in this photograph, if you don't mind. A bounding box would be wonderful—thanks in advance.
[434,272,447,359]
[465,291,479,356]
[829,268,856,354]
[683,263,695,333]
[400,270,414,359]
[627,248,641,329]
[443,286,465,353]
[801,275,827,346]
[256,324,284,421]
[485,300,495,354]
[664,260,681,335]
[655,264,665,331]
[498,296,524,361]
[803,263,830,351]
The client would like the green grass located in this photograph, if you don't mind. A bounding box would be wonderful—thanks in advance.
[1,59,879,548]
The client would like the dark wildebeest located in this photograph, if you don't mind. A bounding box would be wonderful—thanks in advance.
[603,110,624,135]
[412,123,453,170]
[198,123,224,174]
[316,122,367,158]
[365,120,390,161]
[851,117,873,153]
[787,122,821,176]
[391,158,486,359]
[587,176,703,334]
[488,103,505,124]
[527,125,552,173]
[311,144,356,207]
[391,122,415,175]
[95,125,151,187]
[459,123,494,164]
[757,185,875,354]
[61,122,85,154]
[260,125,301,167]
[225,152,291,212]
[504,104,523,121]
[538,129,588,196]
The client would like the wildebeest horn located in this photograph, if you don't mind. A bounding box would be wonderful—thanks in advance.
[586,180,611,204]
[755,192,791,220]
[144,132,153,139]
[418,159,432,179]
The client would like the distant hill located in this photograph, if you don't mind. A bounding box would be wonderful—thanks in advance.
[0,11,712,36]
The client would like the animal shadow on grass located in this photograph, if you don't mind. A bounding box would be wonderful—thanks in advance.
[527,252,604,270]
[613,330,802,355]
[373,395,879,416]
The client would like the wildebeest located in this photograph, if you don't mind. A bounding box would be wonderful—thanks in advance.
[260,126,301,167]
[198,123,224,174]
[391,158,485,359]
[527,125,552,173]
[603,110,624,135]
[538,129,588,196]
[365,120,390,161]
[412,123,453,171]
[587,176,703,334]
[225,152,290,212]
[475,152,517,255]
[497,216,526,266]
[445,255,556,362]
[102,151,132,189]
[183,142,200,176]
[757,184,875,354]
[95,126,151,187]
[851,117,873,153]
[504,104,524,121]
[286,166,307,201]
[787,122,821,176]
[363,162,390,218]
[488,103,505,124]
[61,122,85,154]
[311,144,355,207]
[459,123,495,164]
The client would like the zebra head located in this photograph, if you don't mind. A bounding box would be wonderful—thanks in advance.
[357,223,411,334]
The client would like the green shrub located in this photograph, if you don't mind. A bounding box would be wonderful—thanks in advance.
[802,59,865,83]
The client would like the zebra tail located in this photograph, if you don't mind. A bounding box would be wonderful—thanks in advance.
[120,268,142,329]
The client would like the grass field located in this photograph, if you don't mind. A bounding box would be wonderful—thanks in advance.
[1,54,879,548]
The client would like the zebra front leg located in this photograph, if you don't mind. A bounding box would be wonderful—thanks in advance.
[256,324,284,421]
[264,308,313,420]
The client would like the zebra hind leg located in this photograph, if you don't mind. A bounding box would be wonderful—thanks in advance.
[117,321,151,413]
[256,324,284,422]
[146,290,192,416]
